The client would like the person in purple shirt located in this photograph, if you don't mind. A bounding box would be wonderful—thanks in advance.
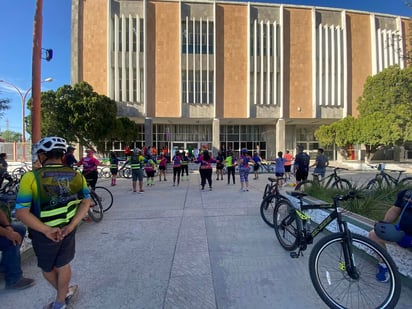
[195,150,216,191]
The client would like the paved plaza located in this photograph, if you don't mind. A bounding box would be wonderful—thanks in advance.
[1,166,412,308]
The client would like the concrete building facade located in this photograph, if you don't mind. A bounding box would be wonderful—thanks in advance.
[71,0,412,159]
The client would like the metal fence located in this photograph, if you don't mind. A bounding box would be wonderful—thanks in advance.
[0,142,32,162]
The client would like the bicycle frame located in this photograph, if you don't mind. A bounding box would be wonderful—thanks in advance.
[285,192,359,279]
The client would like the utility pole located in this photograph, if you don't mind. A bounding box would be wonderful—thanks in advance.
[32,0,43,144]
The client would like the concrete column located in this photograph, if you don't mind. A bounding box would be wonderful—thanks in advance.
[212,118,220,156]
[144,117,153,147]
[276,118,286,154]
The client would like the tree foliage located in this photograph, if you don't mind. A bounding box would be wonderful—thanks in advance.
[0,130,21,142]
[27,81,119,151]
[0,98,10,118]
[315,65,412,155]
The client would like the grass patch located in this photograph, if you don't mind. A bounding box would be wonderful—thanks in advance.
[299,183,412,222]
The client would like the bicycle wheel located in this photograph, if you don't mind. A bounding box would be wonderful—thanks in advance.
[123,167,132,178]
[309,233,401,309]
[331,178,352,190]
[294,180,314,192]
[88,191,103,222]
[366,178,384,190]
[399,176,412,188]
[94,186,114,212]
[260,194,277,227]
[12,168,26,180]
[273,199,301,251]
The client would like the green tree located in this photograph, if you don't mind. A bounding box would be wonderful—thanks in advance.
[109,117,141,146]
[27,81,118,151]
[0,98,10,118]
[315,66,412,158]
[0,130,21,142]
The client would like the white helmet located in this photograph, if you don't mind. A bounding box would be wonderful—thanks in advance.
[34,136,67,154]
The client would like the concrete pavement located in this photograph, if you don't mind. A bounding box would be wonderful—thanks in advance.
[1,167,412,308]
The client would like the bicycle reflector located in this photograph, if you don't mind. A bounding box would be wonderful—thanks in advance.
[374,222,405,242]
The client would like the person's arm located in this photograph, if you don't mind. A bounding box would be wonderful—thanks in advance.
[0,212,22,246]
[61,198,91,237]
[17,208,63,242]
[382,206,402,223]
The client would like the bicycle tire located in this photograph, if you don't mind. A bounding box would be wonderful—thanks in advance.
[399,176,412,188]
[366,178,384,190]
[12,168,26,180]
[331,178,352,190]
[88,191,103,222]
[260,194,277,227]
[309,233,401,309]
[123,167,132,179]
[294,180,314,192]
[94,186,114,212]
[273,199,301,251]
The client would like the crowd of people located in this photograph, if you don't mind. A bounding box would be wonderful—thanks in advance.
[1,138,411,309]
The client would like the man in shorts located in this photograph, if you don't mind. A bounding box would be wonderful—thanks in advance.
[369,189,412,282]
[16,136,91,309]
[293,145,310,184]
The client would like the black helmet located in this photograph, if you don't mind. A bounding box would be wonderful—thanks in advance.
[374,222,405,242]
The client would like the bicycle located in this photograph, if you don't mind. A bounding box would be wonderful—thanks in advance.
[260,177,287,227]
[294,166,352,192]
[273,191,401,308]
[87,189,104,222]
[12,162,32,180]
[366,163,412,190]
[93,185,114,213]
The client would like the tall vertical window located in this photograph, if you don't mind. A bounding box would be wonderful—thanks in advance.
[182,19,214,54]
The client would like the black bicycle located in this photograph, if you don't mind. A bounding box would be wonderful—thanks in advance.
[93,186,114,213]
[273,191,401,308]
[88,189,104,222]
[366,163,412,190]
[294,166,352,192]
[260,177,287,227]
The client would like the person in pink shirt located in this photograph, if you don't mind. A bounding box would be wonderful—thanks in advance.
[77,150,101,189]
[195,150,216,191]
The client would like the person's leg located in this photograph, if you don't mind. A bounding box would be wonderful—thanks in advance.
[200,169,206,189]
[206,169,212,189]
[138,171,144,192]
[368,230,387,250]
[245,172,249,190]
[173,168,177,185]
[231,167,236,184]
[176,167,181,185]
[0,224,25,286]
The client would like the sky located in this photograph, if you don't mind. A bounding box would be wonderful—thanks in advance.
[0,0,411,138]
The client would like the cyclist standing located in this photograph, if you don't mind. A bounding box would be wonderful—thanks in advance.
[293,145,310,185]
[225,151,236,185]
[76,150,101,190]
[180,151,190,181]
[125,148,145,193]
[172,151,182,187]
[284,150,294,180]
[252,152,262,180]
[109,151,119,186]
[311,148,329,178]
[63,146,77,167]
[15,136,91,309]
[238,148,252,192]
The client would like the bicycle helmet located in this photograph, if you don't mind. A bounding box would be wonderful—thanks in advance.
[241,148,247,154]
[133,148,141,154]
[35,136,67,154]
[374,221,405,242]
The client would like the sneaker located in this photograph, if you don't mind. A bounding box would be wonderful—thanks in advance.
[209,187,212,191]
[6,277,35,290]
[65,285,79,304]
[43,301,66,309]
[139,190,144,194]
[376,264,389,282]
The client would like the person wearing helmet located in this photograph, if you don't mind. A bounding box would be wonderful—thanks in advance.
[76,150,101,190]
[124,148,145,193]
[369,189,412,282]
[172,150,182,186]
[238,148,252,192]
[15,136,91,308]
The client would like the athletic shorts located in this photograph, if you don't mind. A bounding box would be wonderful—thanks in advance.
[396,226,412,248]
[110,168,118,175]
[295,170,308,182]
[132,169,144,181]
[159,166,166,171]
[275,172,284,178]
[284,165,291,172]
[30,229,76,272]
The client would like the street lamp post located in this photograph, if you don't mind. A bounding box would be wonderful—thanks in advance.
[0,77,53,160]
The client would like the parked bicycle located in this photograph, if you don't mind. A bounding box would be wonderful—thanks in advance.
[12,162,32,180]
[273,191,401,308]
[294,166,351,192]
[366,163,412,190]
[260,177,287,227]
